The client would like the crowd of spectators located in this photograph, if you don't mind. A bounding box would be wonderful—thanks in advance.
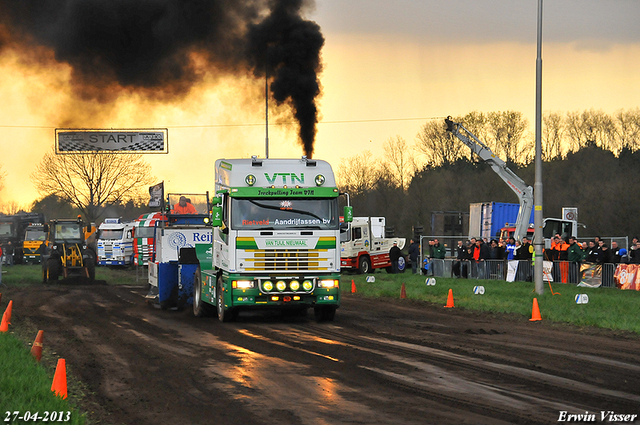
[445,234,640,278]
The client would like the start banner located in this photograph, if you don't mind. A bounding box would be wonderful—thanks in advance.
[614,264,640,291]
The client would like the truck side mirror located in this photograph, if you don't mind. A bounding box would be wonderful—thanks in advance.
[43,224,49,233]
[343,206,353,223]
[211,206,223,227]
[339,222,351,243]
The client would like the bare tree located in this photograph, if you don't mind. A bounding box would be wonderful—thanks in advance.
[565,109,618,153]
[0,201,26,215]
[337,150,380,197]
[614,108,640,152]
[381,136,416,192]
[31,149,155,223]
[542,112,564,160]
[487,111,529,164]
[415,120,465,166]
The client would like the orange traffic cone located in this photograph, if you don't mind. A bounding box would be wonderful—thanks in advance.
[0,300,12,332]
[31,330,44,362]
[400,282,407,299]
[51,359,67,399]
[444,289,454,308]
[529,298,542,321]
[351,280,357,293]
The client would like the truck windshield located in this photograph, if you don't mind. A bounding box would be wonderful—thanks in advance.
[135,227,156,238]
[25,229,46,241]
[168,194,208,214]
[0,223,13,237]
[100,229,124,240]
[231,198,339,230]
[54,223,83,242]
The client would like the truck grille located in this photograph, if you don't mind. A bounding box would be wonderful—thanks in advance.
[244,250,322,271]
[236,236,336,272]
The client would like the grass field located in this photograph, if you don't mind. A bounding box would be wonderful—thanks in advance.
[1,263,146,287]
[345,271,640,334]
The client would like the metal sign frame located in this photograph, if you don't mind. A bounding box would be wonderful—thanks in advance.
[55,128,168,154]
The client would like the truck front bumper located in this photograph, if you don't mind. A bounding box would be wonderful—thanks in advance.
[201,271,341,310]
[340,257,358,269]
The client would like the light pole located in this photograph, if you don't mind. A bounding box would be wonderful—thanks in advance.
[534,0,544,294]
[265,74,269,159]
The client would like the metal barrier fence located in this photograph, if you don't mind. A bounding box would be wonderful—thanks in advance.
[422,258,617,287]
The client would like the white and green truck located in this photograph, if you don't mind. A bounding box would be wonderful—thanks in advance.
[191,156,351,322]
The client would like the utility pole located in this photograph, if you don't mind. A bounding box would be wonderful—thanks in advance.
[265,74,269,159]
[534,0,544,294]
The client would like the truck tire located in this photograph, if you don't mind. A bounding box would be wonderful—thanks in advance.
[45,259,60,283]
[87,260,96,283]
[217,276,235,322]
[193,268,214,317]
[85,250,96,283]
[358,256,371,274]
[314,306,336,322]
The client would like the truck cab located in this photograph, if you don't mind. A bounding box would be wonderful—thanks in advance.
[500,218,577,247]
[133,212,167,266]
[97,218,134,266]
[341,217,406,274]
[195,157,350,322]
[22,224,48,264]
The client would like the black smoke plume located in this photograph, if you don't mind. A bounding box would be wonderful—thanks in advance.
[0,0,323,157]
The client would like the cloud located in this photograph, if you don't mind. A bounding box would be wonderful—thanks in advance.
[314,0,640,47]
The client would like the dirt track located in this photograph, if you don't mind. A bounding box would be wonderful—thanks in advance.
[5,283,640,425]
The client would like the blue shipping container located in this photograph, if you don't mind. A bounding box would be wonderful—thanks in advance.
[476,202,534,240]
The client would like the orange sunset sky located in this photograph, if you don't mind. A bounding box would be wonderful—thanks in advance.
[1,0,639,208]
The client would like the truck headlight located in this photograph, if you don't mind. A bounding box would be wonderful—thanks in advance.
[233,280,255,289]
[289,280,300,291]
[319,279,338,288]
[303,280,313,291]
[276,280,287,291]
[262,281,273,292]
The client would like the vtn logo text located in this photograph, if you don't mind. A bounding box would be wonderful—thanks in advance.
[264,173,304,184]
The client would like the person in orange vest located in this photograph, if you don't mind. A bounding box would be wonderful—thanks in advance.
[171,196,197,214]
[556,237,570,261]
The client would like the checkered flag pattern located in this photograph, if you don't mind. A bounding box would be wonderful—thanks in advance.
[56,130,167,153]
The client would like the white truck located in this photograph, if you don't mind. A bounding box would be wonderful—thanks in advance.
[340,217,406,274]
[96,218,134,266]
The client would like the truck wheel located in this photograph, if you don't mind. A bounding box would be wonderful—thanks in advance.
[358,256,371,274]
[314,306,336,322]
[217,276,235,322]
[193,268,214,317]
[45,259,60,283]
[85,251,96,283]
[87,260,96,283]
